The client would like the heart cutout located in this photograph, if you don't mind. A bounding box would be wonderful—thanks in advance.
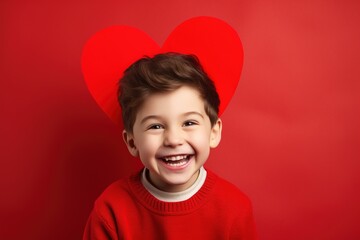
[82,16,243,127]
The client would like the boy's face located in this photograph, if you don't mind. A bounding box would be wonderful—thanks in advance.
[123,86,222,192]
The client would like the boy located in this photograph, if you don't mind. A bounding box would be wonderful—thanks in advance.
[83,53,257,239]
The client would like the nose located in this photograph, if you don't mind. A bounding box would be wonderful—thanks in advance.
[163,127,184,147]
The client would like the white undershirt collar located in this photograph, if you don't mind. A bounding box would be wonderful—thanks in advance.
[141,167,207,202]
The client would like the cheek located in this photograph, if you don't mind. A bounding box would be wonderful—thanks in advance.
[136,135,160,156]
[188,129,212,149]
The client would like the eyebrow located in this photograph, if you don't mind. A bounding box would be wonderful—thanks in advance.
[140,115,162,125]
[183,111,205,119]
[140,111,204,124]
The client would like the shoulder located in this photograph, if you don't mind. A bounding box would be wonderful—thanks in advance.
[206,170,257,238]
[92,170,142,213]
[83,171,143,239]
[207,169,253,210]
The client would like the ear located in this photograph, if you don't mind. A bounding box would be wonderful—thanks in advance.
[122,130,139,157]
[210,118,222,148]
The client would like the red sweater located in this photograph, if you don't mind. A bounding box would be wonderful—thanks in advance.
[83,169,257,239]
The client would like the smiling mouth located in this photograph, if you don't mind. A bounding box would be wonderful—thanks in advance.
[160,155,192,167]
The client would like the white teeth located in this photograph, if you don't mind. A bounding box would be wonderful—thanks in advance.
[163,155,188,162]
[166,161,187,167]
[161,155,191,167]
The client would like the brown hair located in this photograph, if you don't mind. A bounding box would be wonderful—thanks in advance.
[118,52,220,133]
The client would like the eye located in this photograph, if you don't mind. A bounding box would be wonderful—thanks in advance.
[183,120,198,127]
[147,124,164,130]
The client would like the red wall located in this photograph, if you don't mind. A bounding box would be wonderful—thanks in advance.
[1,1,359,239]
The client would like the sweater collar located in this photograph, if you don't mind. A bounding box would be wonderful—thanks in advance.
[128,168,218,215]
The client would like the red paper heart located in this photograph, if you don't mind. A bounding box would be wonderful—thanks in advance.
[82,16,243,127]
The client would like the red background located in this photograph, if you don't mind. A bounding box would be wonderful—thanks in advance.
[1,1,359,239]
